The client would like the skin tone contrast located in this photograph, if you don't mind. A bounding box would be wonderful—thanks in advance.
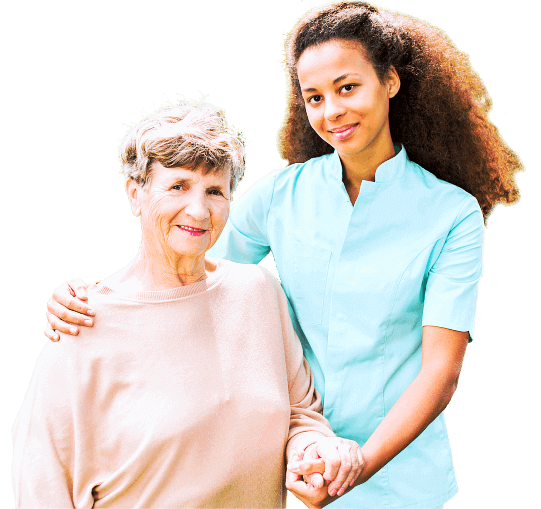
[44,40,470,509]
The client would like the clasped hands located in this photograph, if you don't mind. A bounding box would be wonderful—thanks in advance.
[286,437,364,509]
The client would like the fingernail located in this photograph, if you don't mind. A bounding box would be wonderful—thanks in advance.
[87,309,95,316]
[329,489,337,496]
[337,488,345,496]
[350,480,355,486]
[69,327,78,334]
[84,319,93,326]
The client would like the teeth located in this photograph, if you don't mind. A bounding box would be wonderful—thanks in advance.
[180,225,204,232]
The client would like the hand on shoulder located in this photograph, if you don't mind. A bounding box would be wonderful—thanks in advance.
[45,278,93,341]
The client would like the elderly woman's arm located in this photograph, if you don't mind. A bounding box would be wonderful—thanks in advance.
[13,342,80,508]
[285,371,363,508]
[268,272,363,507]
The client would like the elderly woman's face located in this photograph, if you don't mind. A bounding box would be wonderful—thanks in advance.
[132,162,231,260]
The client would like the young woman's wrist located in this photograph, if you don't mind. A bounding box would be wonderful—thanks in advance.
[355,446,378,486]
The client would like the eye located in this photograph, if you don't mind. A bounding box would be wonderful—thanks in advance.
[171,184,184,191]
[340,84,357,94]
[306,94,323,105]
[207,188,224,197]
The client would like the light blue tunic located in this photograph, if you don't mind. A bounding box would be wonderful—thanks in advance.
[209,146,484,509]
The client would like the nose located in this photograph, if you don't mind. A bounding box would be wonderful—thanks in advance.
[324,96,346,121]
[184,190,210,222]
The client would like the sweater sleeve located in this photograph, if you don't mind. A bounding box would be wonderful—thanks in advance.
[12,343,91,509]
[266,274,335,461]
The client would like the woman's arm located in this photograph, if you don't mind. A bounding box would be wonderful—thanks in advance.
[355,325,469,485]
[269,270,364,506]
[288,325,468,505]
[13,344,78,507]
[349,197,482,486]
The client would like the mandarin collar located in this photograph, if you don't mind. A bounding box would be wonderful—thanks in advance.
[329,144,408,184]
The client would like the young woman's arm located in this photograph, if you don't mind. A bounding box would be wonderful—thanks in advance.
[45,279,93,341]
[356,325,468,484]
[290,325,469,495]
[44,173,276,341]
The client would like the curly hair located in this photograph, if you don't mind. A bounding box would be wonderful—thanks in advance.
[121,101,245,192]
[279,1,521,219]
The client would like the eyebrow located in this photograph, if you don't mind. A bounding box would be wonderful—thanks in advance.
[171,177,192,185]
[170,177,226,191]
[301,73,362,93]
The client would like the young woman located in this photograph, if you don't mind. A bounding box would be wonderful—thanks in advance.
[44,2,521,508]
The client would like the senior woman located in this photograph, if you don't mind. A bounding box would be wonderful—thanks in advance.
[12,103,362,508]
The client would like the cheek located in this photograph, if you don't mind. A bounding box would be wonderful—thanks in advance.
[212,203,230,232]
[145,197,178,229]
[305,108,323,133]
[373,88,390,115]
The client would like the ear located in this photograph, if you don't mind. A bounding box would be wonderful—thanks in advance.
[386,66,400,99]
[125,178,142,217]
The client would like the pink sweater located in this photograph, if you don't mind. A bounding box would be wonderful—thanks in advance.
[13,259,333,508]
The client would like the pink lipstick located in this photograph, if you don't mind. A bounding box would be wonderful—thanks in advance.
[177,225,206,236]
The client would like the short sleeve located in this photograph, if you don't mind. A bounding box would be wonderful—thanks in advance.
[208,173,276,264]
[422,197,484,339]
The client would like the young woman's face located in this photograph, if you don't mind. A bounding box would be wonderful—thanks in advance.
[296,39,399,161]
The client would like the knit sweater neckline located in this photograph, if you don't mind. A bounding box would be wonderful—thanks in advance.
[93,257,229,302]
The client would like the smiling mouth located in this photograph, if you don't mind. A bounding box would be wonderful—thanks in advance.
[329,124,358,140]
[177,225,207,236]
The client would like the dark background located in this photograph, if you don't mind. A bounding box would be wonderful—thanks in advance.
[13,0,538,509]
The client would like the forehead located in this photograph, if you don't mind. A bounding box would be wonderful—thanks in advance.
[297,39,373,83]
[151,161,229,183]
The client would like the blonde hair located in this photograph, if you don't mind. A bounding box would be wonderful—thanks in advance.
[121,102,245,192]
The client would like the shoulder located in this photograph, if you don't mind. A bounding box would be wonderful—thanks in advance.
[229,154,333,221]
[217,259,284,301]
[233,153,331,199]
[406,158,483,227]
[273,153,333,186]
[219,259,281,288]
[215,260,294,335]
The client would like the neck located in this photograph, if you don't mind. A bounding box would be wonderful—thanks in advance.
[103,242,212,292]
[340,137,396,204]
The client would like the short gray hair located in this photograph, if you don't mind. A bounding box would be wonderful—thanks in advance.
[120,102,245,191]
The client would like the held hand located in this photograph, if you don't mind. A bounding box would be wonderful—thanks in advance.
[45,279,93,341]
[286,452,335,509]
[289,452,326,490]
[288,437,364,497]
